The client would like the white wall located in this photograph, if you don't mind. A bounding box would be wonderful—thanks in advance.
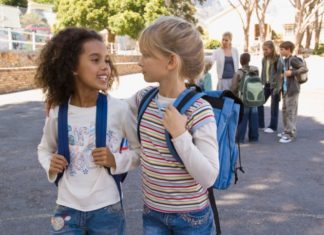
[0,5,21,28]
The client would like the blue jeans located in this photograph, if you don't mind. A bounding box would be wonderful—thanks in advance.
[258,84,280,130]
[51,202,125,235]
[237,106,259,143]
[143,205,216,235]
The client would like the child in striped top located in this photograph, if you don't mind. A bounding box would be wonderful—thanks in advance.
[120,16,220,234]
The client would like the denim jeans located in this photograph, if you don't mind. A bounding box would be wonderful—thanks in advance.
[143,205,215,235]
[51,202,125,235]
[237,106,259,143]
[258,84,280,130]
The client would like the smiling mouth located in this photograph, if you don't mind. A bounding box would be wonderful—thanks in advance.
[98,75,107,82]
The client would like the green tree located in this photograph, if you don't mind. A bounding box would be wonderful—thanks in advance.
[164,0,198,24]
[144,0,170,24]
[108,0,147,39]
[55,0,208,40]
[0,0,27,7]
[32,0,55,3]
[108,11,145,39]
[109,0,207,39]
[55,0,110,32]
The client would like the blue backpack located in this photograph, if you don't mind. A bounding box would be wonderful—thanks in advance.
[56,93,127,203]
[137,86,244,235]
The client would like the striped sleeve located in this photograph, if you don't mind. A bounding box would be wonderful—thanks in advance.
[135,86,156,107]
[186,99,215,133]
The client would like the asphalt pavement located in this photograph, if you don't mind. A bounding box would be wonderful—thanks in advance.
[0,56,323,234]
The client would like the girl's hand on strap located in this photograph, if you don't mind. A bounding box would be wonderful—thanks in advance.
[163,104,187,138]
[92,147,116,168]
[49,154,68,177]
[284,70,292,77]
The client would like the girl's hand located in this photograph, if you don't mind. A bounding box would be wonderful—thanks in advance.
[92,147,116,168]
[49,154,68,177]
[284,70,293,77]
[163,105,187,138]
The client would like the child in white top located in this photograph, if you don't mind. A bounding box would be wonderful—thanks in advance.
[36,27,139,234]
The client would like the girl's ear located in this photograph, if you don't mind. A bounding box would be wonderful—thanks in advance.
[167,54,179,70]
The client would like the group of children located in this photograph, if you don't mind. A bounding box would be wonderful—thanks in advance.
[36,16,307,235]
[200,39,307,144]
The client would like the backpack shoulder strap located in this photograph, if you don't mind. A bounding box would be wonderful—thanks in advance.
[96,93,125,202]
[55,102,70,186]
[137,87,159,143]
[239,68,247,93]
[96,93,107,147]
[165,88,204,163]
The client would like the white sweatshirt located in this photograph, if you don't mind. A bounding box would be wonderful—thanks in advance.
[37,95,140,212]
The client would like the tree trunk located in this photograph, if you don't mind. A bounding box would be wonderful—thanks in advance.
[255,0,271,53]
[108,29,115,43]
[294,3,304,55]
[244,27,250,52]
[314,10,322,49]
[258,20,266,52]
[295,31,304,55]
[244,9,252,52]
[259,22,266,45]
[305,25,312,49]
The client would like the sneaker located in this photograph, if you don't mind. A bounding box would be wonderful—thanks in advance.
[264,128,275,133]
[279,135,293,143]
[277,132,285,138]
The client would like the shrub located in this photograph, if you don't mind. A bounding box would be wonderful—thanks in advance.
[313,43,324,56]
[205,39,221,49]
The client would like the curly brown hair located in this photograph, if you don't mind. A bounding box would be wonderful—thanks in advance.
[35,27,118,106]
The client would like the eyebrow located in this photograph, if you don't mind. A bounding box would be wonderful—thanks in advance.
[89,53,101,57]
[89,53,110,58]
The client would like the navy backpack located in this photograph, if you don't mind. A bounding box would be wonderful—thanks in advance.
[56,93,127,202]
[137,86,244,235]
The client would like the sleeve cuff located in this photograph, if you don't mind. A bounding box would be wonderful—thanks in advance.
[110,153,124,175]
[171,130,192,154]
[47,171,57,183]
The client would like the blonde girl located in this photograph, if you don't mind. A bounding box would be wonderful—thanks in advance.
[212,32,239,90]
[114,16,219,234]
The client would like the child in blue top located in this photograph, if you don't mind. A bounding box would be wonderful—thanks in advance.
[197,58,213,91]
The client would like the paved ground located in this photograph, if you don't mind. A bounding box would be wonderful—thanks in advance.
[0,56,323,234]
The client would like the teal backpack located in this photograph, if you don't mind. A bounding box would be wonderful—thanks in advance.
[239,69,265,107]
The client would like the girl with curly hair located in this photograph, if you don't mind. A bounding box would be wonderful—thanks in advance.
[36,27,140,234]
